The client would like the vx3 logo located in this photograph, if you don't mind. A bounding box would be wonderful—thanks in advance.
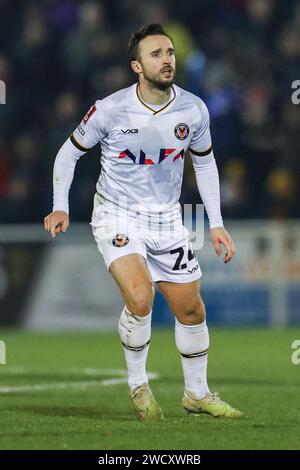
[188,264,199,274]
[121,129,138,134]
[119,148,185,164]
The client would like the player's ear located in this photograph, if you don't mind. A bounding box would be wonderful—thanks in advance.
[131,60,142,75]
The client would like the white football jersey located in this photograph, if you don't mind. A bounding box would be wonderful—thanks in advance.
[71,83,212,224]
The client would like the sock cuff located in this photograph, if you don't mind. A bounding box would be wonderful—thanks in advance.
[175,318,207,335]
[122,305,152,326]
[175,318,209,356]
[123,306,152,325]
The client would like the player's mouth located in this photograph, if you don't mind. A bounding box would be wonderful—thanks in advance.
[161,67,173,76]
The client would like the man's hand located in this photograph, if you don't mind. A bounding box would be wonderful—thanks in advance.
[210,227,236,263]
[44,211,69,238]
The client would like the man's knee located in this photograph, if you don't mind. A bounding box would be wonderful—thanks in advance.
[179,297,206,325]
[126,282,154,316]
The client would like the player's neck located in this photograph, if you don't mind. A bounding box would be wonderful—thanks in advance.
[137,80,172,105]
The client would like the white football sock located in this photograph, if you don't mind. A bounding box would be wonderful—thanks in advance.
[118,306,152,390]
[175,318,210,399]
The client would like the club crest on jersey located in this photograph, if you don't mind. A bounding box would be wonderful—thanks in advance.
[112,233,129,247]
[174,123,189,140]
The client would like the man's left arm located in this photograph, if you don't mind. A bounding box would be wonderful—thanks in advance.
[188,100,236,263]
[189,149,236,263]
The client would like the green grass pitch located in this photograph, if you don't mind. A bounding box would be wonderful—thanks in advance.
[0,328,300,450]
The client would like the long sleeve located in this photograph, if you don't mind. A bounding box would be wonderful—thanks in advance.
[191,152,223,229]
[53,138,86,213]
[188,98,223,229]
[52,100,106,214]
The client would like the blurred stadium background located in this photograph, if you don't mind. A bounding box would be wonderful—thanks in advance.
[0,0,300,451]
[0,0,299,329]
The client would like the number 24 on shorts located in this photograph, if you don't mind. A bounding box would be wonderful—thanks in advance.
[170,245,196,271]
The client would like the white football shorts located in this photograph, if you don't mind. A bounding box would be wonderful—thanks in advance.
[91,205,202,284]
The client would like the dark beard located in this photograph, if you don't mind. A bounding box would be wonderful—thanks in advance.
[142,67,174,91]
[145,76,174,91]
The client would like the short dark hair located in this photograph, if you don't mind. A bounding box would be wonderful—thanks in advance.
[128,24,172,62]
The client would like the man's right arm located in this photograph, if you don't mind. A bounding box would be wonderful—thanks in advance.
[44,137,87,238]
[44,100,105,238]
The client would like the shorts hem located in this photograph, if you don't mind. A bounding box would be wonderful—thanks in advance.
[152,272,202,284]
[106,250,147,271]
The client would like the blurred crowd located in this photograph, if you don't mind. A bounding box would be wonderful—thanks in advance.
[0,0,299,223]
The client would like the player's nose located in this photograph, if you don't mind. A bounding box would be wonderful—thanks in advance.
[162,54,172,65]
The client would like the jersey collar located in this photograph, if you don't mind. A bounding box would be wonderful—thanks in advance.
[135,83,176,115]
